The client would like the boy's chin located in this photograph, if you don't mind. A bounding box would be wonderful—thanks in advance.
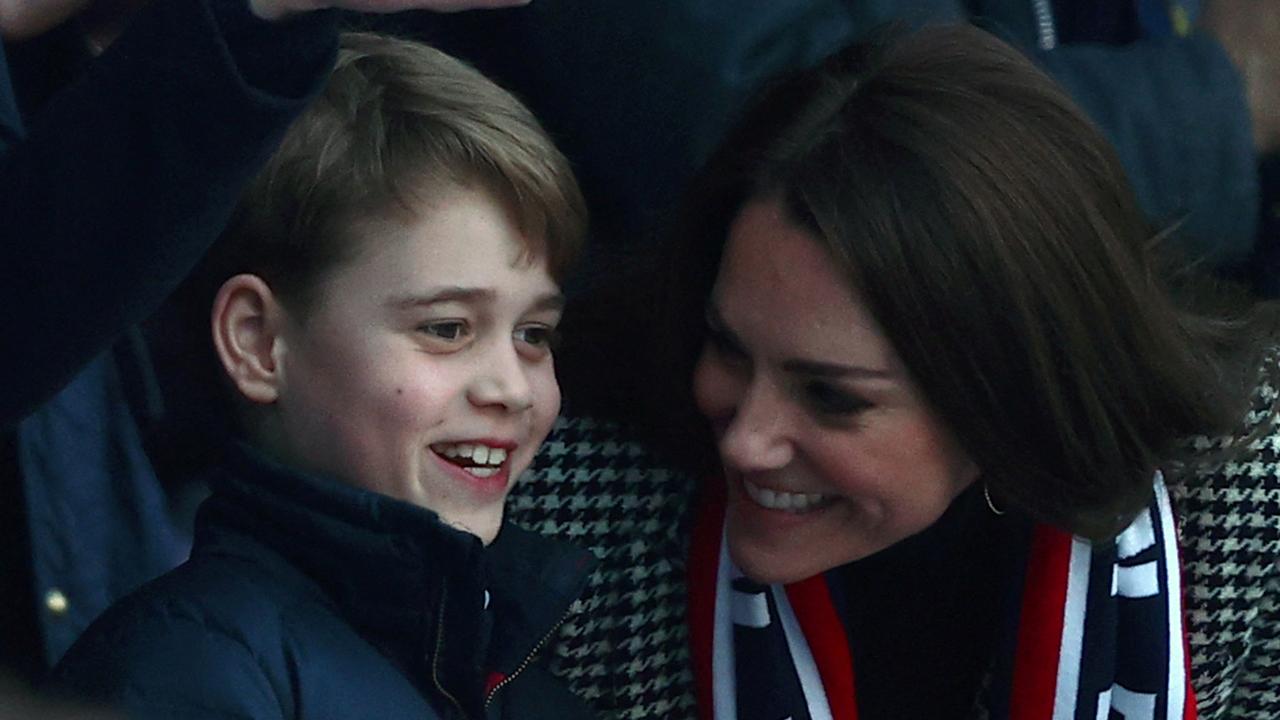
[444,513,504,546]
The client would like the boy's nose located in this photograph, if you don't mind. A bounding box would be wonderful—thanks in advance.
[467,347,534,412]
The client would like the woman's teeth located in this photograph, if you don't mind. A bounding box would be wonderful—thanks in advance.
[742,479,829,513]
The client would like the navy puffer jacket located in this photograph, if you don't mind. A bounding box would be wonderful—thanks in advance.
[52,445,598,720]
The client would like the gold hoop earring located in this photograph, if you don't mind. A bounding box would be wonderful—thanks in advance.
[983,484,1005,516]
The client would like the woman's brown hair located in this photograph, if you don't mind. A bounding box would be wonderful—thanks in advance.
[660,24,1276,540]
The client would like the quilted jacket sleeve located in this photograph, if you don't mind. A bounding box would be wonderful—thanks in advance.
[0,0,337,428]
[53,612,286,720]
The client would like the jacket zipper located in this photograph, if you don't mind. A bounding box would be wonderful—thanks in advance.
[429,584,469,719]
[482,607,573,710]
[1032,0,1058,49]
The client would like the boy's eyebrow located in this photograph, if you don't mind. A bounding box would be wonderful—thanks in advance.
[387,287,494,308]
[386,287,565,312]
[532,293,567,312]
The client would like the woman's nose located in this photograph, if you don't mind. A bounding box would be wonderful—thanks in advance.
[716,379,794,472]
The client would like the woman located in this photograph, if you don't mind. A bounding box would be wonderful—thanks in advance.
[657,24,1280,719]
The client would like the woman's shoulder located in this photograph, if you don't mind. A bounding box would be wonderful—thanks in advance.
[1172,350,1280,717]
[1173,346,1280,556]
[1176,347,1280,502]
[510,413,700,719]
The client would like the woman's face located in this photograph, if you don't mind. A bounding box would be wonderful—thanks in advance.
[693,197,979,585]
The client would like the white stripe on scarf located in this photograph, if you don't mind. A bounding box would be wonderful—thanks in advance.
[711,473,1189,719]
[1053,536,1092,719]
[1156,474,1187,720]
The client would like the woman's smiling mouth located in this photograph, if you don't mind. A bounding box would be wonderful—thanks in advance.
[740,478,833,513]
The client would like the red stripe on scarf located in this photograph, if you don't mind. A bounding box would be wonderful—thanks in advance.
[688,479,727,720]
[1010,525,1073,719]
[690,477,859,719]
[1183,628,1199,720]
[785,577,859,720]
[1174,510,1199,720]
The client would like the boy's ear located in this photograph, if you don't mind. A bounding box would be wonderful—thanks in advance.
[211,274,289,404]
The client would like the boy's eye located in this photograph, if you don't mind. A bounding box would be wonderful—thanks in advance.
[801,380,871,418]
[418,321,468,341]
[514,324,561,352]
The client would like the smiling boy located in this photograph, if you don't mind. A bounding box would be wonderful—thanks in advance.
[218,183,566,545]
[53,32,593,720]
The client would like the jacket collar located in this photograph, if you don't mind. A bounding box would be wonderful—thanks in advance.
[196,443,595,717]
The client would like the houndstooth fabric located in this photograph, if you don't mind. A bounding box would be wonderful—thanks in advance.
[508,415,700,720]
[1173,359,1280,719]
[514,357,1280,720]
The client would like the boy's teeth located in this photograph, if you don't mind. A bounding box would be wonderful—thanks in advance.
[466,467,499,479]
[436,443,508,467]
[743,480,829,513]
[442,444,473,459]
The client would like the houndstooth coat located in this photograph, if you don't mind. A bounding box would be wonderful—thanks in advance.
[509,367,1280,720]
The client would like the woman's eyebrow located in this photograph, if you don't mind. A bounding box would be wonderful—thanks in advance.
[781,359,896,380]
[708,301,895,380]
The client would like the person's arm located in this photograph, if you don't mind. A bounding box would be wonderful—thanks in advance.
[0,0,337,429]
[0,0,529,429]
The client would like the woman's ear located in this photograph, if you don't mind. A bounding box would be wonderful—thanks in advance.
[211,274,289,404]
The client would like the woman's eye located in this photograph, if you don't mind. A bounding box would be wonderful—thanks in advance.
[802,380,870,417]
[705,325,746,361]
[418,321,468,341]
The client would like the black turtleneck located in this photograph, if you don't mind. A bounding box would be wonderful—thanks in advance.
[833,484,1028,719]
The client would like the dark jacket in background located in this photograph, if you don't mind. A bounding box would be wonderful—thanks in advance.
[0,44,19,146]
[53,445,597,720]
[975,0,1258,267]
[413,0,1255,270]
[0,0,338,677]
[398,0,1261,430]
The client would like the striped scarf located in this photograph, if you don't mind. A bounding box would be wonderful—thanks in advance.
[689,474,1197,719]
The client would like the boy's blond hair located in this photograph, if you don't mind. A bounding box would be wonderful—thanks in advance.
[219,32,587,309]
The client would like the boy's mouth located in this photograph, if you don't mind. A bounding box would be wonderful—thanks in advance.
[430,442,509,478]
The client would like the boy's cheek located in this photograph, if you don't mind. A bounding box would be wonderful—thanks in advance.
[533,370,562,432]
